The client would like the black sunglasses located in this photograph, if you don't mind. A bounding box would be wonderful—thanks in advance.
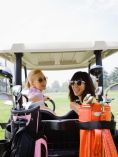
[37,76,47,83]
[69,80,85,86]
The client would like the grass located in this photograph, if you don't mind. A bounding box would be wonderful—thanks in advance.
[45,92,70,115]
[0,100,12,139]
[0,91,118,139]
[108,91,118,126]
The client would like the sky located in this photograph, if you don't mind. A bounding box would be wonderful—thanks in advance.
[0,0,118,49]
[0,0,118,85]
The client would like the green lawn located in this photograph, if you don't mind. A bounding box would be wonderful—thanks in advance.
[0,100,12,139]
[0,91,118,139]
[45,92,70,115]
[108,91,118,127]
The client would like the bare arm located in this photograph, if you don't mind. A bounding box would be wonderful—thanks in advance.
[29,95,41,102]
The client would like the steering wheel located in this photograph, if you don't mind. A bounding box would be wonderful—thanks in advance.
[22,93,56,112]
[21,89,56,111]
[44,98,56,112]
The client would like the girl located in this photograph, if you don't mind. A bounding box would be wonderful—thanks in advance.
[26,69,48,102]
[68,71,96,114]
[25,69,55,113]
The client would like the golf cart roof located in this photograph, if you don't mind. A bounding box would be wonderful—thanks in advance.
[0,41,118,70]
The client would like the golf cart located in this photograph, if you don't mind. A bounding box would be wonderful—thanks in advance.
[0,41,118,157]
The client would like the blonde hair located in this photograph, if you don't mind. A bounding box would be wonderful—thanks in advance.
[25,69,44,88]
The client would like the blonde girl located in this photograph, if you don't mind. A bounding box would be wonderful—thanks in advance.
[26,69,48,102]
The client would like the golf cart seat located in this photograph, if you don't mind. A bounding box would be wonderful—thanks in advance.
[40,109,78,120]
[40,110,79,157]
[42,119,79,157]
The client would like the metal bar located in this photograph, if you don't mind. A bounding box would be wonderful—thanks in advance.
[94,50,103,101]
[14,53,23,85]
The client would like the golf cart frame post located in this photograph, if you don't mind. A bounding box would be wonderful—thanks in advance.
[15,53,23,86]
[94,50,103,101]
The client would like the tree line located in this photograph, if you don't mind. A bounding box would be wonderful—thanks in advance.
[46,81,69,93]
[103,67,118,89]
[0,67,118,93]
[46,67,118,92]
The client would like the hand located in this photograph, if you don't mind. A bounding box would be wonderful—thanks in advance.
[70,102,79,114]
[29,95,40,102]
[44,96,50,101]
[83,94,96,104]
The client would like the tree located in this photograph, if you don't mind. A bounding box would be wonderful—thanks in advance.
[103,70,110,89]
[109,67,118,84]
[51,80,60,92]
[60,82,69,92]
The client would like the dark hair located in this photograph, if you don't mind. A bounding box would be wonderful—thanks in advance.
[69,71,95,102]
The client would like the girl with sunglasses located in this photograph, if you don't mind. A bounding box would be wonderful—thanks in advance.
[26,69,48,102]
[69,71,96,114]
[25,69,55,113]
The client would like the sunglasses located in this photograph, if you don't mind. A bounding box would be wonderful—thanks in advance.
[69,80,85,86]
[37,76,47,83]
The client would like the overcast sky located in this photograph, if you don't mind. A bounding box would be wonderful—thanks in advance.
[0,0,118,85]
[0,0,118,49]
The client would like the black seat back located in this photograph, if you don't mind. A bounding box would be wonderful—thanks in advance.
[42,119,80,157]
[40,110,78,120]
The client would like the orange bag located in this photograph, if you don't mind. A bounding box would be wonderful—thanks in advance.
[78,103,118,157]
